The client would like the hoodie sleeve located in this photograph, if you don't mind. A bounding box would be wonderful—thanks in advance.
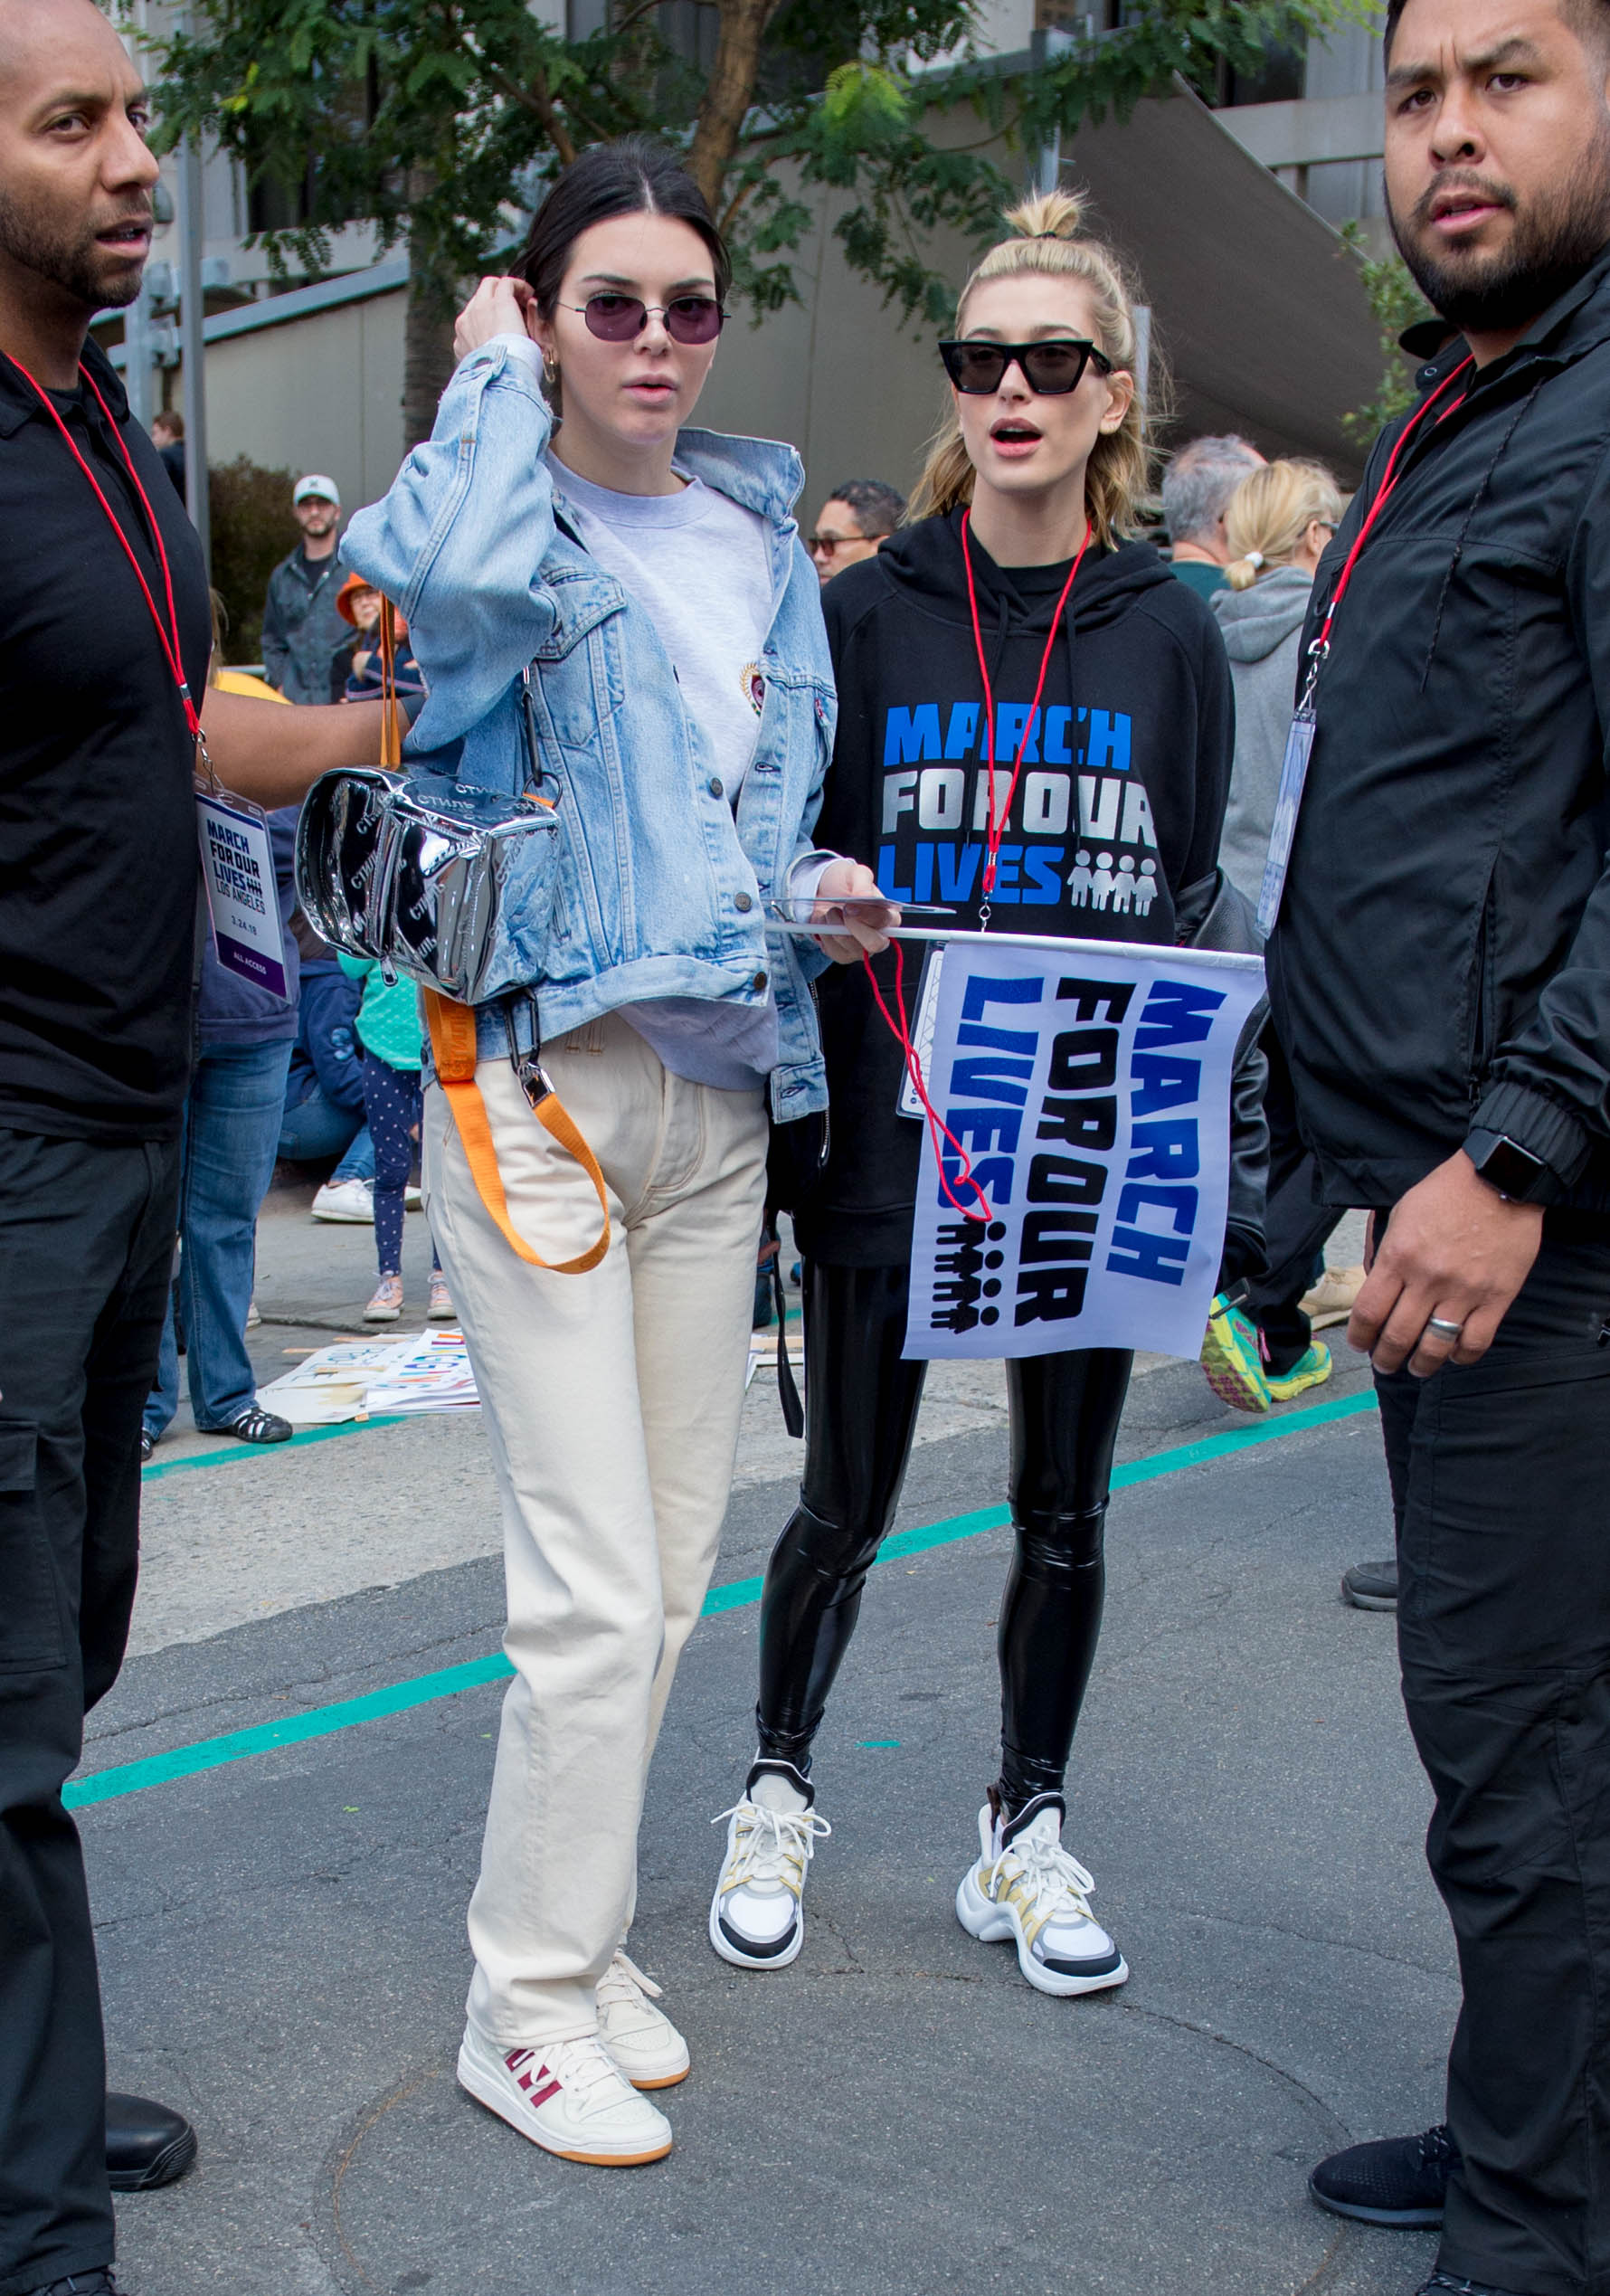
[1473,438,1610,1185]
[815,574,882,865]
[1170,596,1236,899]
[341,339,560,752]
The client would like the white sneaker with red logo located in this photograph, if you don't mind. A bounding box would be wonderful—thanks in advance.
[596,1949,690,2089]
[456,2022,673,2165]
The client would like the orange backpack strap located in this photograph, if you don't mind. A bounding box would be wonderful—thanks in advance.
[422,989,610,1276]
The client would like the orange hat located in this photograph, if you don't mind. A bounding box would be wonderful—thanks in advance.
[336,570,406,635]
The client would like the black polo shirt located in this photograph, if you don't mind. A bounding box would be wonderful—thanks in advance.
[0,337,212,1143]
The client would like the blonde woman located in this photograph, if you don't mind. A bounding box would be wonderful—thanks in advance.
[1213,460,1347,905]
[1200,459,1351,1418]
[708,190,1264,2000]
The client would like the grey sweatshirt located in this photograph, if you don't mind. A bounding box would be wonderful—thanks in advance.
[1211,565,1315,903]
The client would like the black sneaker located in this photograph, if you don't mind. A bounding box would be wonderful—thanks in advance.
[138,1429,156,1462]
[1342,1555,1398,1610]
[26,2274,118,2295]
[107,2089,198,2190]
[1310,2122,1456,2226]
[1416,2277,1526,2295]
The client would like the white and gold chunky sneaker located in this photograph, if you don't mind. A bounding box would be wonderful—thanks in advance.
[596,1949,690,2090]
[456,2022,673,2165]
[708,1760,831,1969]
[955,1789,1128,1997]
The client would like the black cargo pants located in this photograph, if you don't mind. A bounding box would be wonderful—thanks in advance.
[1377,1221,1610,2296]
[0,1128,178,2296]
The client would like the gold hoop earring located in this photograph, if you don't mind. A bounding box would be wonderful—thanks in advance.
[543,354,558,384]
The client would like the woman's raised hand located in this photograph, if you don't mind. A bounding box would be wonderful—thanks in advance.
[454,276,539,364]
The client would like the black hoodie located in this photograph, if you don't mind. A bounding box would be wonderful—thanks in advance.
[795,508,1235,1264]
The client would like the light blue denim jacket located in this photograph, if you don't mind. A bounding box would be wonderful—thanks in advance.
[342,337,833,1118]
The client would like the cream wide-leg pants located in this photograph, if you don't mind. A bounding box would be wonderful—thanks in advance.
[423,1012,768,2046]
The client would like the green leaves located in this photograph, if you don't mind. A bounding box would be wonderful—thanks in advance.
[151,0,1364,371]
[822,61,910,138]
[1339,219,1434,448]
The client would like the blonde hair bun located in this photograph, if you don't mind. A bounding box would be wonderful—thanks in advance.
[1003,188,1089,243]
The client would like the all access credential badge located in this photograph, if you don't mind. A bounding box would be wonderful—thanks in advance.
[196,789,290,999]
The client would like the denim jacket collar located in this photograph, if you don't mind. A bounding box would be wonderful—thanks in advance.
[668,427,806,524]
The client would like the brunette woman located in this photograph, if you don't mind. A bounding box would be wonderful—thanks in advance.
[345,138,883,2168]
[709,189,1264,1999]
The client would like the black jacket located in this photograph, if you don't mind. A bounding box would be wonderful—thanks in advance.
[787,511,1266,1273]
[1269,245,1610,1211]
[261,546,348,704]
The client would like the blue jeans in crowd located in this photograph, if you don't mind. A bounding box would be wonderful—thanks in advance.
[277,1086,375,1183]
[144,1038,295,1438]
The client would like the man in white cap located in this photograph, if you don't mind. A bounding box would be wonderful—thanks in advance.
[261,471,346,702]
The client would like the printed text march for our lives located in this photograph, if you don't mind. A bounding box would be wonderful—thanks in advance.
[904,936,1264,1362]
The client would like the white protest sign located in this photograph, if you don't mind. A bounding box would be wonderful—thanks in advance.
[904,934,1264,1361]
[195,790,290,1001]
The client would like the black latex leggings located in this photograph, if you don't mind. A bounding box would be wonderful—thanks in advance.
[756,1259,1132,1812]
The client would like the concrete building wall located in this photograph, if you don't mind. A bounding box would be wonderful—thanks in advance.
[194,292,409,514]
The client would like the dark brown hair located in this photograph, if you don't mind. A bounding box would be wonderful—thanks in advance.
[513,136,732,318]
[1385,0,1610,59]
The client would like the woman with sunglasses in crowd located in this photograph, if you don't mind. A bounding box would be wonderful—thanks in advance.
[710,188,1265,2001]
[345,137,885,2170]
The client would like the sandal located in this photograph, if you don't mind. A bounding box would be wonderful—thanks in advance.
[217,1404,293,1445]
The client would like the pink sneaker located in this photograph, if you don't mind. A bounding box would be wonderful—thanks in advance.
[364,1274,403,1323]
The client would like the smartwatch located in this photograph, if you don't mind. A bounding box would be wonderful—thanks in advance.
[1464,1129,1560,1205]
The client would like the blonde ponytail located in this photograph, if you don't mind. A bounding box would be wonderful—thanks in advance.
[1223,459,1347,589]
[909,187,1157,545]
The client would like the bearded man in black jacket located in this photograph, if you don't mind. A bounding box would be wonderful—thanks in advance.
[1283,3,1610,2291]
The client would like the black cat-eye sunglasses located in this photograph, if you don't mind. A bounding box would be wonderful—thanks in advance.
[939,337,1113,395]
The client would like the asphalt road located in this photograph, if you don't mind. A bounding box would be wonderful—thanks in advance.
[88,1339,1450,2296]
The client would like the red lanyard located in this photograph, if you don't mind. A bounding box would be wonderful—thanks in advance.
[961,506,1091,921]
[3,351,204,747]
[1298,354,1474,713]
[848,511,1092,1228]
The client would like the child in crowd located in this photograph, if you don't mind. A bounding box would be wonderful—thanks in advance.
[338,954,452,1324]
[335,571,426,704]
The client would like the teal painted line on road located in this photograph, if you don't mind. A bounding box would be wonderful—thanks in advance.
[1111,1384,1378,1486]
[73,1383,1376,1813]
[141,1414,407,1481]
[67,1654,513,1808]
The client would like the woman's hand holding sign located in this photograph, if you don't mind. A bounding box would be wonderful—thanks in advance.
[810,858,898,963]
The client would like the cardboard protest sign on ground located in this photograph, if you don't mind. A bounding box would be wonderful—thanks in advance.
[904,934,1264,1361]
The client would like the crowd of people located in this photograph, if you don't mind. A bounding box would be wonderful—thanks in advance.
[5,0,1610,2292]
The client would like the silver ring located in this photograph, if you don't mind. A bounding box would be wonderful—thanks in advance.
[1425,1315,1463,1342]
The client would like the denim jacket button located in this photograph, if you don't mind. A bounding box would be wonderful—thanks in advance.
[734,891,753,912]
[753,970,768,991]
[707,775,724,799]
